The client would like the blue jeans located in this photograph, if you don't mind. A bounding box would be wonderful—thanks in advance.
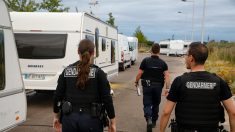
[62,112,103,132]
[142,83,163,122]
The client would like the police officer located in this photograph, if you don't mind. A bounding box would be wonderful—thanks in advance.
[53,39,116,132]
[135,43,170,132]
[160,42,235,132]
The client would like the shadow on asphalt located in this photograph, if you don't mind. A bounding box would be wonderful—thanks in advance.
[27,92,54,107]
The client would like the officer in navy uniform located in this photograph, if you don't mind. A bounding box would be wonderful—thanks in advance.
[160,42,235,132]
[135,43,170,132]
[53,39,116,132]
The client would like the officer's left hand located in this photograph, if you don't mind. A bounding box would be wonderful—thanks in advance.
[163,89,169,96]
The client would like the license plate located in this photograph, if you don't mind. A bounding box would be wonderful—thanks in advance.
[24,74,45,80]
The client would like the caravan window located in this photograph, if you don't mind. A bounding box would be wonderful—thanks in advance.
[0,30,5,90]
[184,45,188,48]
[102,38,106,51]
[111,40,115,63]
[128,42,135,51]
[15,33,67,59]
[160,44,168,48]
[85,35,94,42]
[95,29,99,57]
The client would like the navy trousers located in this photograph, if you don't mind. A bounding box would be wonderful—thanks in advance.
[142,83,163,122]
[62,112,103,132]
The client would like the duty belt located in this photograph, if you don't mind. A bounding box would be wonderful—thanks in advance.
[72,104,92,113]
[141,79,162,87]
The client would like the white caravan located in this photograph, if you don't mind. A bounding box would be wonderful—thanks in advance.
[118,34,131,71]
[183,41,191,54]
[127,37,138,65]
[159,40,190,56]
[168,40,185,56]
[159,40,170,55]
[10,12,118,91]
[0,0,27,131]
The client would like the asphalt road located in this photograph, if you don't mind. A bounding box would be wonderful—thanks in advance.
[109,53,187,132]
[10,53,230,132]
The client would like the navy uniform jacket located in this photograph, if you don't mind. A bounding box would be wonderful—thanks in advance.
[53,61,115,119]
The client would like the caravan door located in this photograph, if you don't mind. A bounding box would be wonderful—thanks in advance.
[0,0,27,131]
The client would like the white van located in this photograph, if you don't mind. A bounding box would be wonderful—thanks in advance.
[118,34,131,71]
[0,1,27,131]
[10,12,118,91]
[127,37,138,65]
[159,40,190,56]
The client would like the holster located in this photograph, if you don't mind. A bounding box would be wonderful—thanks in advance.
[218,125,229,132]
[62,101,73,115]
[98,104,109,127]
[91,103,102,117]
[141,80,151,87]
[169,119,178,132]
[91,103,109,127]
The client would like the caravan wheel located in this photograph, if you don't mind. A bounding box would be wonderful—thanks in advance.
[131,61,135,65]
[120,63,125,71]
[127,60,131,68]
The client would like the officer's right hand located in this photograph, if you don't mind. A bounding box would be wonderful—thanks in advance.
[135,81,139,87]
[53,115,61,132]
[108,118,116,132]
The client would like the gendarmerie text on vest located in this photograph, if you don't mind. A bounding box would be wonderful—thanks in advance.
[186,81,217,90]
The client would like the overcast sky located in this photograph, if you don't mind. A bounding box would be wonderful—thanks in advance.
[57,0,235,42]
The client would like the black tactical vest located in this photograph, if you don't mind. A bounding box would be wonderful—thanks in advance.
[63,62,101,107]
[141,56,165,84]
[175,72,224,127]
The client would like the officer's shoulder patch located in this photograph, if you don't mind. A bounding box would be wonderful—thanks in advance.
[64,66,97,78]
[89,67,96,78]
[64,66,78,77]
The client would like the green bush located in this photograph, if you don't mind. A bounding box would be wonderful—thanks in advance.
[206,42,235,93]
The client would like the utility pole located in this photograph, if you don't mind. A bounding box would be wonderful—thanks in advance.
[182,0,195,42]
[178,11,188,41]
[75,7,78,13]
[89,0,99,15]
[201,0,207,44]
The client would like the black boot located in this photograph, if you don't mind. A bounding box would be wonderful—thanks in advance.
[146,118,152,132]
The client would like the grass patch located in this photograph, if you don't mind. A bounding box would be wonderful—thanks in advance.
[206,42,235,93]
[138,46,151,53]
[207,42,235,64]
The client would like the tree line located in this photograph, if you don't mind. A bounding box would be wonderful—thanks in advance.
[5,0,69,12]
